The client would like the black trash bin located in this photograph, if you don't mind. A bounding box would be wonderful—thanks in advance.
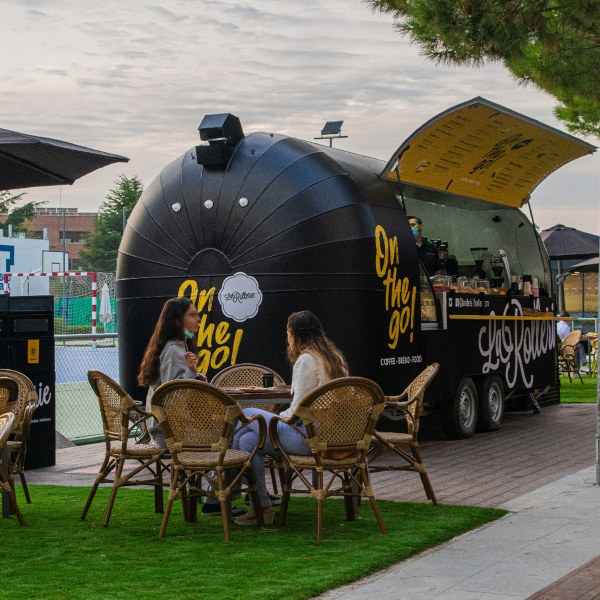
[2,296,56,469]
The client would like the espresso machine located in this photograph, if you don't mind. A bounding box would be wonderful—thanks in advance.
[490,249,512,287]
[470,247,488,279]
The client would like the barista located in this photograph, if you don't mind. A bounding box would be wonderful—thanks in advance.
[408,216,442,275]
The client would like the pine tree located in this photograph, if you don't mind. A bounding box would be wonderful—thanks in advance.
[370,0,600,137]
[80,175,143,272]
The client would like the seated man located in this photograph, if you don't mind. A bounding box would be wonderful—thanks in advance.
[557,311,588,371]
[408,215,442,275]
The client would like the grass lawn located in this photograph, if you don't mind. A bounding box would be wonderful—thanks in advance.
[560,375,598,403]
[0,486,506,600]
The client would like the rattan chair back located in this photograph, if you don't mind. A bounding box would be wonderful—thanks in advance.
[211,363,285,412]
[561,330,581,350]
[151,380,242,454]
[88,370,137,442]
[0,370,36,431]
[393,363,439,436]
[295,377,385,456]
[0,378,19,414]
[0,412,15,447]
[211,363,285,388]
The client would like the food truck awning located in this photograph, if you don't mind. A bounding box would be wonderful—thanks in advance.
[381,97,596,208]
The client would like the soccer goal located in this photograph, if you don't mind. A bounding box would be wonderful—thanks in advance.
[1,271,117,335]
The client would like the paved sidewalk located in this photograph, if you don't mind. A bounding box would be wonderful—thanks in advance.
[27,404,596,509]
[318,466,600,600]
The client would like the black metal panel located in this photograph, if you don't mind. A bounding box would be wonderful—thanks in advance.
[3,296,55,469]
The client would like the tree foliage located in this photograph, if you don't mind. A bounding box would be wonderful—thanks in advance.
[80,175,143,272]
[370,0,600,137]
[0,190,46,236]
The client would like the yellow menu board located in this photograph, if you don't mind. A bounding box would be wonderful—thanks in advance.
[383,97,595,208]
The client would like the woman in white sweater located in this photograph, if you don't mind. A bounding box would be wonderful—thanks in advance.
[234,310,348,526]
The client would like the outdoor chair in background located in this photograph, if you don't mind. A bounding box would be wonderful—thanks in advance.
[590,336,598,377]
[0,412,25,525]
[368,363,440,505]
[0,369,38,504]
[558,330,584,384]
[211,363,286,494]
[270,377,387,541]
[81,370,168,527]
[151,380,267,542]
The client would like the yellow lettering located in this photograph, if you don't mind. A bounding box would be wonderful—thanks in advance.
[374,225,388,278]
[197,314,215,348]
[215,321,230,345]
[388,310,400,350]
[375,225,417,347]
[211,346,229,369]
[178,279,198,304]
[197,287,215,312]
[198,349,211,374]
[231,329,243,364]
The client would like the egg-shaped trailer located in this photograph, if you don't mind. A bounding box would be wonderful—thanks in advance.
[117,97,595,439]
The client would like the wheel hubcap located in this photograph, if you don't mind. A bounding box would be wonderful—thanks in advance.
[488,383,502,421]
[459,387,475,428]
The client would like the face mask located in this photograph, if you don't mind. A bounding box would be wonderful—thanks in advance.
[411,226,420,238]
[183,328,195,340]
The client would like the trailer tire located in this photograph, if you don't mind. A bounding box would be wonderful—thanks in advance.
[441,377,478,439]
[476,376,505,432]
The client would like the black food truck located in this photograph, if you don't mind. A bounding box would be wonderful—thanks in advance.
[117,97,596,439]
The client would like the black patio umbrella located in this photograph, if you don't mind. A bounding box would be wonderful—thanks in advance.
[568,256,599,273]
[0,127,128,189]
[540,224,599,260]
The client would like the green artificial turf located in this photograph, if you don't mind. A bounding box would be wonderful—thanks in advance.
[0,486,505,600]
[560,375,598,403]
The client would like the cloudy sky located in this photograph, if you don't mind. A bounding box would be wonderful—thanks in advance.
[2,0,599,233]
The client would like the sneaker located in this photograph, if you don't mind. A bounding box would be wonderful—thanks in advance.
[580,365,590,373]
[234,507,275,526]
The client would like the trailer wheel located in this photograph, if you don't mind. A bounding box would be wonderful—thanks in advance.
[441,377,478,439]
[476,376,505,432]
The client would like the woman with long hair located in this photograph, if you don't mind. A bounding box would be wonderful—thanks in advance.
[138,297,205,446]
[234,310,348,526]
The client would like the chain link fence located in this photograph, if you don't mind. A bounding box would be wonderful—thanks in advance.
[55,334,119,444]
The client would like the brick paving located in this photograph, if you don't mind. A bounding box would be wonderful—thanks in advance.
[26,403,596,508]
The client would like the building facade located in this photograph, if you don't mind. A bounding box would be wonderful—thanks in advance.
[0,207,97,270]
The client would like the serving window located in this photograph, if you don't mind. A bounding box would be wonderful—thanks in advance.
[420,263,439,325]
[403,193,551,292]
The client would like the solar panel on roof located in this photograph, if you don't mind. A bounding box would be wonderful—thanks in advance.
[321,121,343,135]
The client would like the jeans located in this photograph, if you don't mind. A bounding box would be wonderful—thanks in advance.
[575,343,588,368]
[233,408,311,508]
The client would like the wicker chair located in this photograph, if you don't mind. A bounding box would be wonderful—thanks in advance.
[211,363,286,494]
[558,330,583,384]
[151,379,267,541]
[590,337,598,377]
[0,378,19,413]
[368,364,440,504]
[0,412,25,525]
[270,377,387,541]
[0,369,37,504]
[81,371,168,527]
[211,363,286,411]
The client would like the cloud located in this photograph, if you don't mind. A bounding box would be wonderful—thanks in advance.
[0,0,597,233]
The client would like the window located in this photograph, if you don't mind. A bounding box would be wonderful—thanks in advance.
[419,263,438,324]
